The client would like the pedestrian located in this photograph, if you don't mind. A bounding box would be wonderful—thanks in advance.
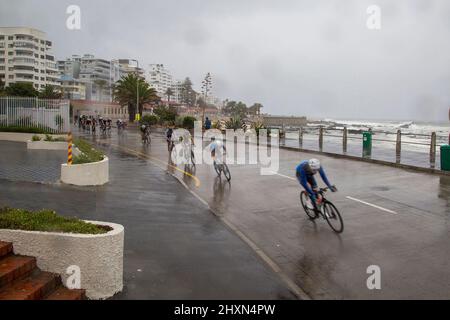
[205,117,211,130]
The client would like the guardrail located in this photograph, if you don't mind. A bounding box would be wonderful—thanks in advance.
[277,126,449,169]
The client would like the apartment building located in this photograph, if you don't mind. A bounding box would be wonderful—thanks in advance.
[0,27,60,90]
[114,59,145,79]
[146,64,172,97]
[171,79,183,103]
[59,75,87,100]
[59,54,114,101]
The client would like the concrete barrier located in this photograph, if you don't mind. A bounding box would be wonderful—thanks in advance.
[0,132,66,143]
[27,140,68,150]
[61,157,109,186]
[0,221,124,300]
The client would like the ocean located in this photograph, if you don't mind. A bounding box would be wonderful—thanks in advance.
[283,119,450,170]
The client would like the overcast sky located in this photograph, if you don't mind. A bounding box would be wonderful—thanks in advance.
[1,0,449,121]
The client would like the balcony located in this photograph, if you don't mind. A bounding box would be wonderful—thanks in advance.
[14,65,35,72]
[13,58,36,65]
[14,41,37,50]
[15,73,34,80]
[15,50,34,57]
[46,62,58,70]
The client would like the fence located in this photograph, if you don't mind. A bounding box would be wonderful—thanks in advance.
[277,126,449,170]
[0,97,70,133]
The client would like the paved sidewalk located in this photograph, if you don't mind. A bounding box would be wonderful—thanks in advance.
[0,144,296,300]
[0,141,65,183]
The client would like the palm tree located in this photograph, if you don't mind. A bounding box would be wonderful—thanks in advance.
[113,73,160,122]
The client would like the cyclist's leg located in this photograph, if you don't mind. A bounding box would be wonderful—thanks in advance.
[306,176,319,211]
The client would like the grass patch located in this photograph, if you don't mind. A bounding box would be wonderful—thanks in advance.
[32,135,41,141]
[73,138,105,164]
[44,134,66,142]
[0,207,111,234]
[0,125,55,134]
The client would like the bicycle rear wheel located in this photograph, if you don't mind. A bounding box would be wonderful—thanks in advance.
[213,162,221,177]
[323,201,344,233]
[223,164,231,181]
[300,191,317,219]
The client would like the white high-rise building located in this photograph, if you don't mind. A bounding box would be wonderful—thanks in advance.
[171,79,183,103]
[115,59,145,79]
[0,27,60,90]
[146,64,173,97]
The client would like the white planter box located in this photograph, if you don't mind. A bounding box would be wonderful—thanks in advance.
[0,221,124,300]
[0,132,66,143]
[61,157,109,186]
[27,140,68,150]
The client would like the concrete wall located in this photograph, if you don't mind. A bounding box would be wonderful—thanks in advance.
[27,140,68,150]
[0,221,124,300]
[263,116,307,127]
[61,157,109,186]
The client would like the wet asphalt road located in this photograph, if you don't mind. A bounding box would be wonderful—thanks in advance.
[82,128,450,299]
[0,139,296,300]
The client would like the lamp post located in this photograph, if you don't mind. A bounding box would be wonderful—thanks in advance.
[130,59,140,122]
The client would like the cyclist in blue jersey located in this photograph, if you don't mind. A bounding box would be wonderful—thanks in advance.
[296,159,337,210]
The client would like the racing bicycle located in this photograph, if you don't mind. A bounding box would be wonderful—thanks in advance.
[300,187,344,233]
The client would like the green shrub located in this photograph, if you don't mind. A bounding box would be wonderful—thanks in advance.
[0,207,110,234]
[44,134,54,141]
[140,114,158,126]
[73,138,104,164]
[0,125,54,134]
[154,106,177,124]
[182,116,197,129]
[32,135,41,141]
[225,116,243,130]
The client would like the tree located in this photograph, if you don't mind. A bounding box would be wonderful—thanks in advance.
[165,87,174,104]
[39,85,62,99]
[180,77,195,107]
[154,105,177,124]
[223,100,247,118]
[113,74,160,122]
[248,103,263,116]
[201,72,212,124]
[0,78,5,97]
[5,82,38,97]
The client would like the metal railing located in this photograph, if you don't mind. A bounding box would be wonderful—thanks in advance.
[0,97,70,133]
[277,126,449,169]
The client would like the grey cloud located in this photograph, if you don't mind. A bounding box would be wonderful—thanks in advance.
[0,0,449,121]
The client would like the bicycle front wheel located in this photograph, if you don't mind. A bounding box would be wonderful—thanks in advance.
[323,201,344,233]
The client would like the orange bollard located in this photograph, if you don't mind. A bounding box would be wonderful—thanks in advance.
[68,132,73,165]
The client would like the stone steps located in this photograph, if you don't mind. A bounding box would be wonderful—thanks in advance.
[0,241,86,300]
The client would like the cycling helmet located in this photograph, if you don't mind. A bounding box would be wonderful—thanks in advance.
[308,158,321,172]
[210,137,216,141]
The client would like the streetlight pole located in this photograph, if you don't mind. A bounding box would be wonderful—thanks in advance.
[130,59,139,122]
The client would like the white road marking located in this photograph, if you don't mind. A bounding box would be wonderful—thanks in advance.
[270,171,398,216]
[271,171,297,181]
[346,196,398,214]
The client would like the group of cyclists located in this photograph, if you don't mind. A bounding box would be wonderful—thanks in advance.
[76,115,117,135]
[131,116,339,227]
